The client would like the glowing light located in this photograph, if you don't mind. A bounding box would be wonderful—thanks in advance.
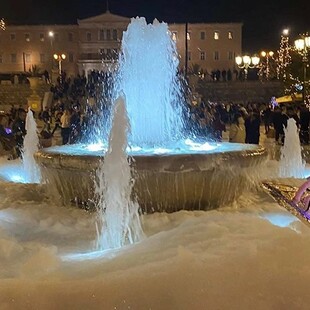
[235,56,242,65]
[184,139,218,151]
[0,18,5,31]
[61,249,117,262]
[283,29,289,36]
[153,148,171,154]
[48,31,54,37]
[86,143,105,152]
[10,174,25,183]
[260,213,299,229]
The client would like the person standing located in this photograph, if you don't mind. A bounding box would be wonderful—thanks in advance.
[245,109,261,144]
[60,109,71,145]
[229,113,246,143]
[12,108,26,157]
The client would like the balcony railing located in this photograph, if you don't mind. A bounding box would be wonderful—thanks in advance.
[79,52,118,62]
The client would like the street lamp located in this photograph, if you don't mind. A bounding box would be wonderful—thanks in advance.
[235,54,260,80]
[260,50,274,80]
[294,34,310,103]
[53,53,66,83]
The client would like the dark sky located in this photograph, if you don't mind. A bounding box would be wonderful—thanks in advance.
[1,0,309,51]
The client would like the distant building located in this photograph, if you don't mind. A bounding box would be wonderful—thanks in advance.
[0,10,242,78]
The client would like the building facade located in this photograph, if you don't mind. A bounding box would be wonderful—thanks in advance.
[0,10,242,79]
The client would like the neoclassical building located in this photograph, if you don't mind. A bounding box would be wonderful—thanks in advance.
[0,10,242,78]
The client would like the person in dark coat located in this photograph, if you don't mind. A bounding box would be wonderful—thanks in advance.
[245,109,261,144]
[299,105,310,144]
[12,109,26,157]
[272,106,288,144]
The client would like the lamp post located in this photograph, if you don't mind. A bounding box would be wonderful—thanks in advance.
[260,50,274,80]
[294,34,310,104]
[53,53,66,83]
[235,54,260,80]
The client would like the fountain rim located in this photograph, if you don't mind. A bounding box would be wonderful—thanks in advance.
[34,143,267,172]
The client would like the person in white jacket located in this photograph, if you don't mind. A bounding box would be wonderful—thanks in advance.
[229,113,246,143]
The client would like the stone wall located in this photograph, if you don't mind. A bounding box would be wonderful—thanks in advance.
[0,82,50,112]
[197,80,284,104]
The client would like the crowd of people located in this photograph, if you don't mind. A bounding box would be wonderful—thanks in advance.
[1,70,308,159]
[189,100,309,146]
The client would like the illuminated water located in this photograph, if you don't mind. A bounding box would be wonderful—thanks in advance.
[118,17,184,147]
[22,108,40,183]
[279,118,305,178]
[95,96,143,250]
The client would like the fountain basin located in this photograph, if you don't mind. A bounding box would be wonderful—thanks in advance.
[35,142,267,213]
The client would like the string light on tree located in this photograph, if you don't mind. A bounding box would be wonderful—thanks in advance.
[0,18,5,30]
[276,28,292,80]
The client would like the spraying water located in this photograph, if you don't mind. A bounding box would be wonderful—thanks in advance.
[95,95,144,250]
[118,17,184,147]
[279,118,305,178]
[22,107,40,183]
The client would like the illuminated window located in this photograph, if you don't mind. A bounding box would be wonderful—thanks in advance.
[11,53,16,63]
[10,33,16,41]
[40,54,45,63]
[172,31,177,41]
[86,32,91,41]
[200,31,205,40]
[187,32,191,40]
[25,53,31,63]
[200,51,206,60]
[187,51,191,61]
[112,29,117,40]
[25,33,30,42]
[214,51,219,60]
[214,31,219,40]
[228,51,233,60]
[228,31,233,39]
[68,32,73,42]
[39,33,45,42]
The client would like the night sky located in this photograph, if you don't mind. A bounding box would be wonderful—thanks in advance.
[0,0,309,51]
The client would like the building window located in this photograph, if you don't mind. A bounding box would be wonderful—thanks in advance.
[68,32,73,42]
[106,29,111,40]
[214,31,219,40]
[11,53,16,63]
[200,31,205,40]
[0,54,2,63]
[187,51,191,61]
[99,30,104,41]
[228,31,233,39]
[172,31,177,41]
[54,33,59,42]
[25,53,31,63]
[10,33,16,41]
[40,33,45,42]
[25,33,30,42]
[86,32,92,41]
[214,51,219,60]
[112,29,117,40]
[228,51,233,60]
[68,53,74,62]
[200,51,206,60]
[40,54,45,63]
[187,32,191,40]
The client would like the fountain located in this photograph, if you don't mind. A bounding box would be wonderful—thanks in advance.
[35,17,267,212]
[279,118,305,178]
[23,108,41,183]
[95,95,143,249]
